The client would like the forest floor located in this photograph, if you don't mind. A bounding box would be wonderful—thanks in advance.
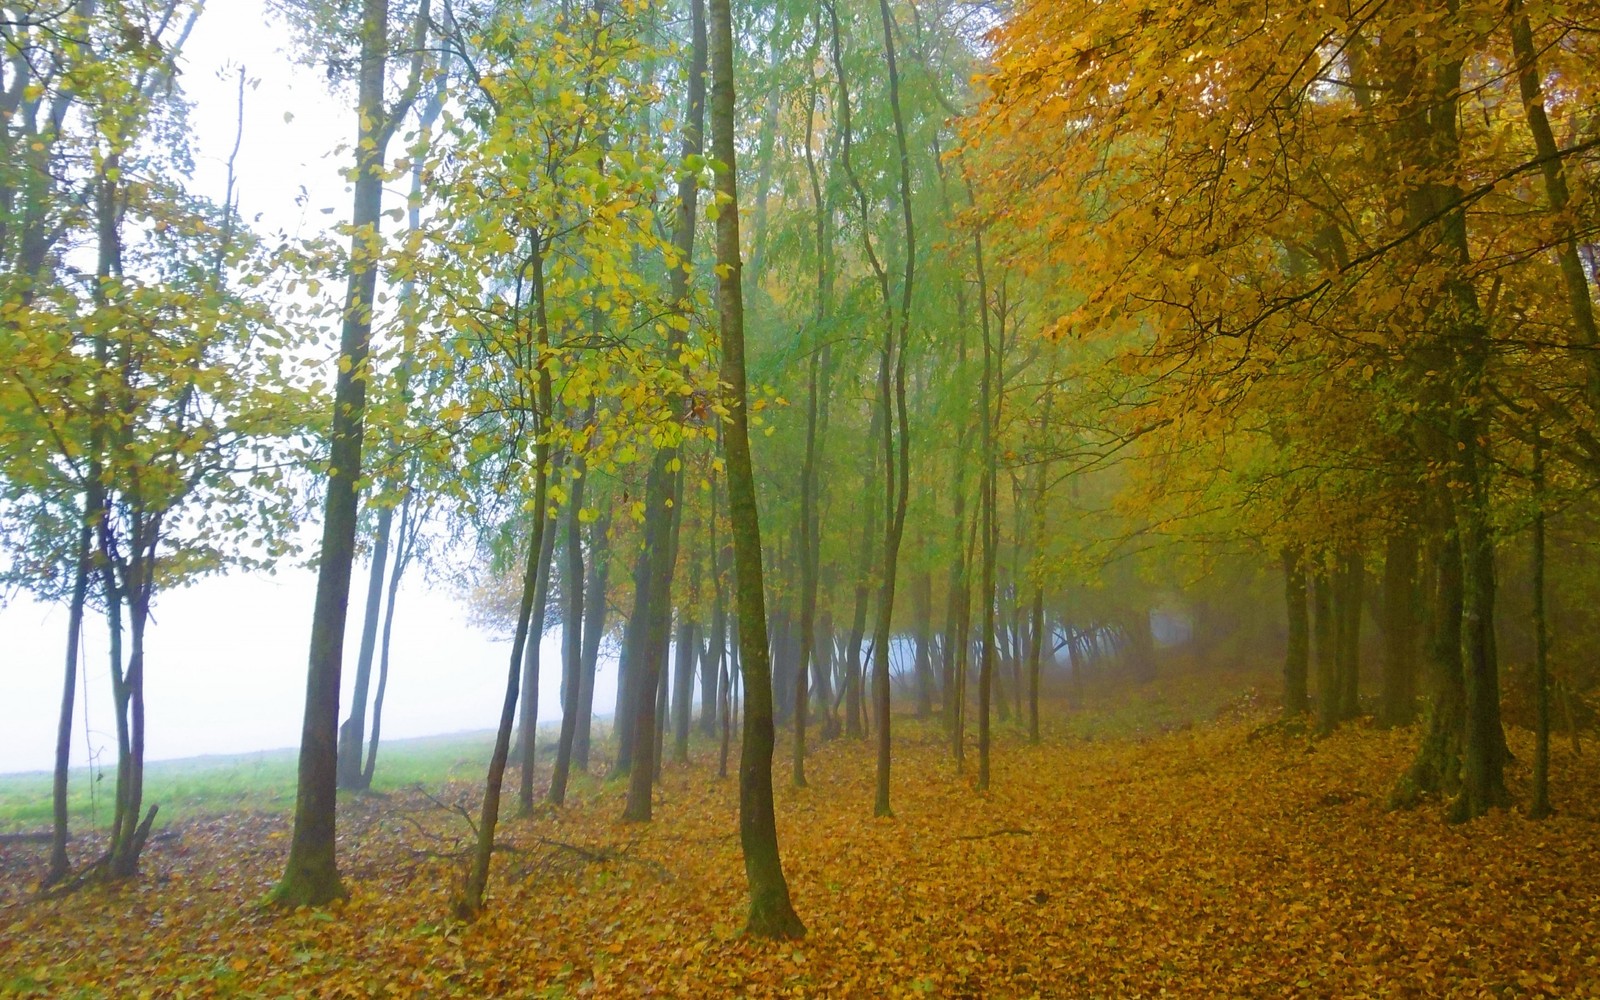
[2,667,1599,998]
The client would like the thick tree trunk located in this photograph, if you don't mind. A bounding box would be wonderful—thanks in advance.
[1396,533,1466,808]
[710,0,803,937]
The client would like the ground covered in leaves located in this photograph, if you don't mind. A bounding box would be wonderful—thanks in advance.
[3,687,1599,997]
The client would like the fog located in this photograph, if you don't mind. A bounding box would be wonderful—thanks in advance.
[0,569,618,774]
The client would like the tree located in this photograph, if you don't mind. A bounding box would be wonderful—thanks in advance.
[274,0,430,908]
[708,0,804,939]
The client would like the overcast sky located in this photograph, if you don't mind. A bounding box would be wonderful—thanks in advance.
[0,0,619,774]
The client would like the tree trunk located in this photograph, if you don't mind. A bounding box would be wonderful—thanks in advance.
[517,477,561,813]
[575,505,611,771]
[275,0,428,908]
[673,616,698,764]
[1529,434,1550,818]
[1396,533,1466,808]
[710,0,804,937]
[45,493,94,887]
[338,507,390,791]
[456,467,550,920]
[1030,569,1043,742]
[549,454,589,807]
[912,569,934,719]
[1334,547,1363,722]
[1281,547,1310,717]
[456,218,554,920]
[363,490,414,786]
[702,523,728,739]
[1509,0,1600,407]
[1378,530,1418,727]
[1312,563,1336,735]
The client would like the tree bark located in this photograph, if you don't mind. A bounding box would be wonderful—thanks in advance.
[575,505,612,771]
[1529,432,1551,818]
[1312,563,1336,735]
[549,452,589,807]
[456,220,554,920]
[364,490,414,786]
[517,474,561,813]
[275,0,428,908]
[1281,547,1310,717]
[1378,530,1418,727]
[710,0,804,937]
[1334,547,1363,722]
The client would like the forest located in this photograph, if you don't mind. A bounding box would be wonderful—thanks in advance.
[3,0,1600,995]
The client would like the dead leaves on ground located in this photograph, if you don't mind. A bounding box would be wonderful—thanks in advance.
[3,712,1599,998]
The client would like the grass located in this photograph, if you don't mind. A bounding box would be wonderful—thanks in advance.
[0,657,1265,835]
[0,729,508,833]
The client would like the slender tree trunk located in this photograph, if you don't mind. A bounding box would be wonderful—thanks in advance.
[710,0,803,936]
[975,219,997,791]
[456,227,554,920]
[364,490,413,786]
[620,0,704,794]
[673,616,698,764]
[456,469,550,921]
[1312,563,1337,735]
[45,491,95,886]
[869,0,916,820]
[1529,433,1550,818]
[518,476,561,813]
[575,505,611,771]
[912,569,934,719]
[1335,548,1363,721]
[338,509,390,791]
[843,408,880,741]
[1509,0,1600,407]
[549,453,589,807]
[718,614,733,779]
[1282,547,1310,717]
[1378,530,1418,727]
[702,516,728,739]
[795,7,835,780]
[276,0,428,908]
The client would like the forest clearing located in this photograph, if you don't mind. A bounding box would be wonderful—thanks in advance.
[4,666,1599,998]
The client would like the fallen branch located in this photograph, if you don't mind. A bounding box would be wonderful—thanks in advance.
[953,827,1034,841]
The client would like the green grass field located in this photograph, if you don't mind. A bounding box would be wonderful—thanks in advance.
[0,730,505,833]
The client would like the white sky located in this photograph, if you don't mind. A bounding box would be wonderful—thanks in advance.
[0,0,619,774]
